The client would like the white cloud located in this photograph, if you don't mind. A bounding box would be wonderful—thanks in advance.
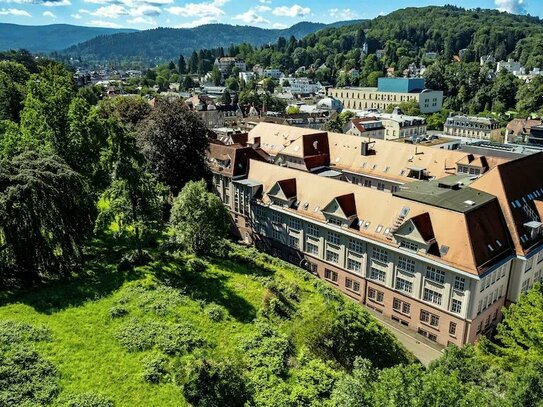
[129,4,160,16]
[166,2,223,18]
[71,12,81,18]
[495,0,527,14]
[175,15,218,27]
[92,4,127,18]
[127,15,155,24]
[88,19,123,27]
[43,10,56,17]
[329,8,357,20]
[0,7,30,15]
[272,4,310,17]
[272,22,286,28]
[233,9,269,24]
[259,0,271,3]
[253,5,270,12]
[43,0,71,6]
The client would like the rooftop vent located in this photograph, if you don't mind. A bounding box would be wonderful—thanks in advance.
[464,200,476,206]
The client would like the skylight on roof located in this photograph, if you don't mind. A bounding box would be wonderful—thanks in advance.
[496,240,502,247]
[384,166,390,173]
[303,202,309,210]
[358,219,364,227]
[520,235,526,243]
[376,225,383,233]
[372,164,377,170]
[400,170,406,176]
[314,206,320,212]
[515,200,522,207]
[488,244,494,252]
[440,245,450,255]
[335,157,340,163]
[400,207,410,217]
[364,221,370,229]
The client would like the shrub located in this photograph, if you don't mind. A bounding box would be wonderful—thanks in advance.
[142,354,168,384]
[62,391,114,407]
[115,319,205,355]
[115,319,159,352]
[0,320,52,344]
[242,323,292,375]
[156,323,206,356]
[0,345,59,406]
[205,303,226,322]
[261,289,293,320]
[108,305,129,319]
[182,359,251,407]
[186,258,207,274]
[117,250,152,272]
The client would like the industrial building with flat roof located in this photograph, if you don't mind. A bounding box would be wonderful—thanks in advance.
[207,123,543,347]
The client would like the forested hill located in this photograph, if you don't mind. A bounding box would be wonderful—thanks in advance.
[60,21,362,64]
[0,23,136,53]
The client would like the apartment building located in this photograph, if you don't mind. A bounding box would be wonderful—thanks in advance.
[373,112,427,140]
[444,115,501,140]
[207,123,543,347]
[214,57,247,73]
[328,78,444,114]
[343,118,385,139]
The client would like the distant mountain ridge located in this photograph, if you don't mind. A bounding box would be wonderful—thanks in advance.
[0,23,137,53]
[60,20,364,64]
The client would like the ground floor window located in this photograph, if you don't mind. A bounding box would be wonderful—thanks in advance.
[324,268,338,283]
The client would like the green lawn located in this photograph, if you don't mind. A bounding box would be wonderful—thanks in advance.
[0,241,412,406]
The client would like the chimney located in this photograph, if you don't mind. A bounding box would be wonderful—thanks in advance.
[361,141,370,156]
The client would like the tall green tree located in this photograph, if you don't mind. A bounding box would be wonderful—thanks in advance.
[170,180,229,255]
[137,99,209,195]
[0,151,95,283]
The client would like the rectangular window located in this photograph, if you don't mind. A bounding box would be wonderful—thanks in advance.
[451,299,462,314]
[289,218,301,231]
[368,287,376,299]
[307,223,319,237]
[395,277,413,293]
[324,269,338,282]
[397,256,416,273]
[306,241,318,255]
[426,266,445,284]
[272,229,283,242]
[393,298,411,315]
[376,290,384,303]
[348,239,364,255]
[454,276,465,291]
[289,235,299,249]
[327,231,340,246]
[353,281,360,292]
[328,217,343,226]
[372,247,388,263]
[521,278,530,293]
[449,322,457,336]
[423,288,442,305]
[346,278,360,292]
[347,258,362,273]
[400,240,418,251]
[370,267,386,282]
[377,182,385,191]
[420,310,440,327]
[272,212,282,224]
[326,250,339,264]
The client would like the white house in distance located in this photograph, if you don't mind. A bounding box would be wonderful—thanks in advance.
[214,57,247,73]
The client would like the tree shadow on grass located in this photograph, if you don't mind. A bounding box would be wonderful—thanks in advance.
[150,256,258,323]
[0,234,143,314]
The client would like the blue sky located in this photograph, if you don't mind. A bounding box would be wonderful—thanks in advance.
[0,0,541,30]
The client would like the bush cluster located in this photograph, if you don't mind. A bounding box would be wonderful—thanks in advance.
[115,318,205,355]
[204,303,226,322]
[142,354,169,384]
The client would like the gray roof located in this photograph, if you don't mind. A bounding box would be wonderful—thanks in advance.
[394,178,496,213]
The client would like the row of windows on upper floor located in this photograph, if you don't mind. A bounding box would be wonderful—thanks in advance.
[261,212,470,291]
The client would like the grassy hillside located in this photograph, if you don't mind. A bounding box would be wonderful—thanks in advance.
[0,238,411,406]
[0,23,136,53]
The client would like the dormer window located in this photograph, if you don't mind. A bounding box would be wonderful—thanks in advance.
[400,240,419,252]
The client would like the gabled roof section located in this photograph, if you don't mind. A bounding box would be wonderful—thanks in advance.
[322,193,357,219]
[456,154,489,169]
[471,152,543,256]
[268,178,297,201]
[395,212,436,244]
[207,141,267,177]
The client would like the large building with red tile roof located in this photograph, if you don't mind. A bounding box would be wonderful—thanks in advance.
[207,122,543,346]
